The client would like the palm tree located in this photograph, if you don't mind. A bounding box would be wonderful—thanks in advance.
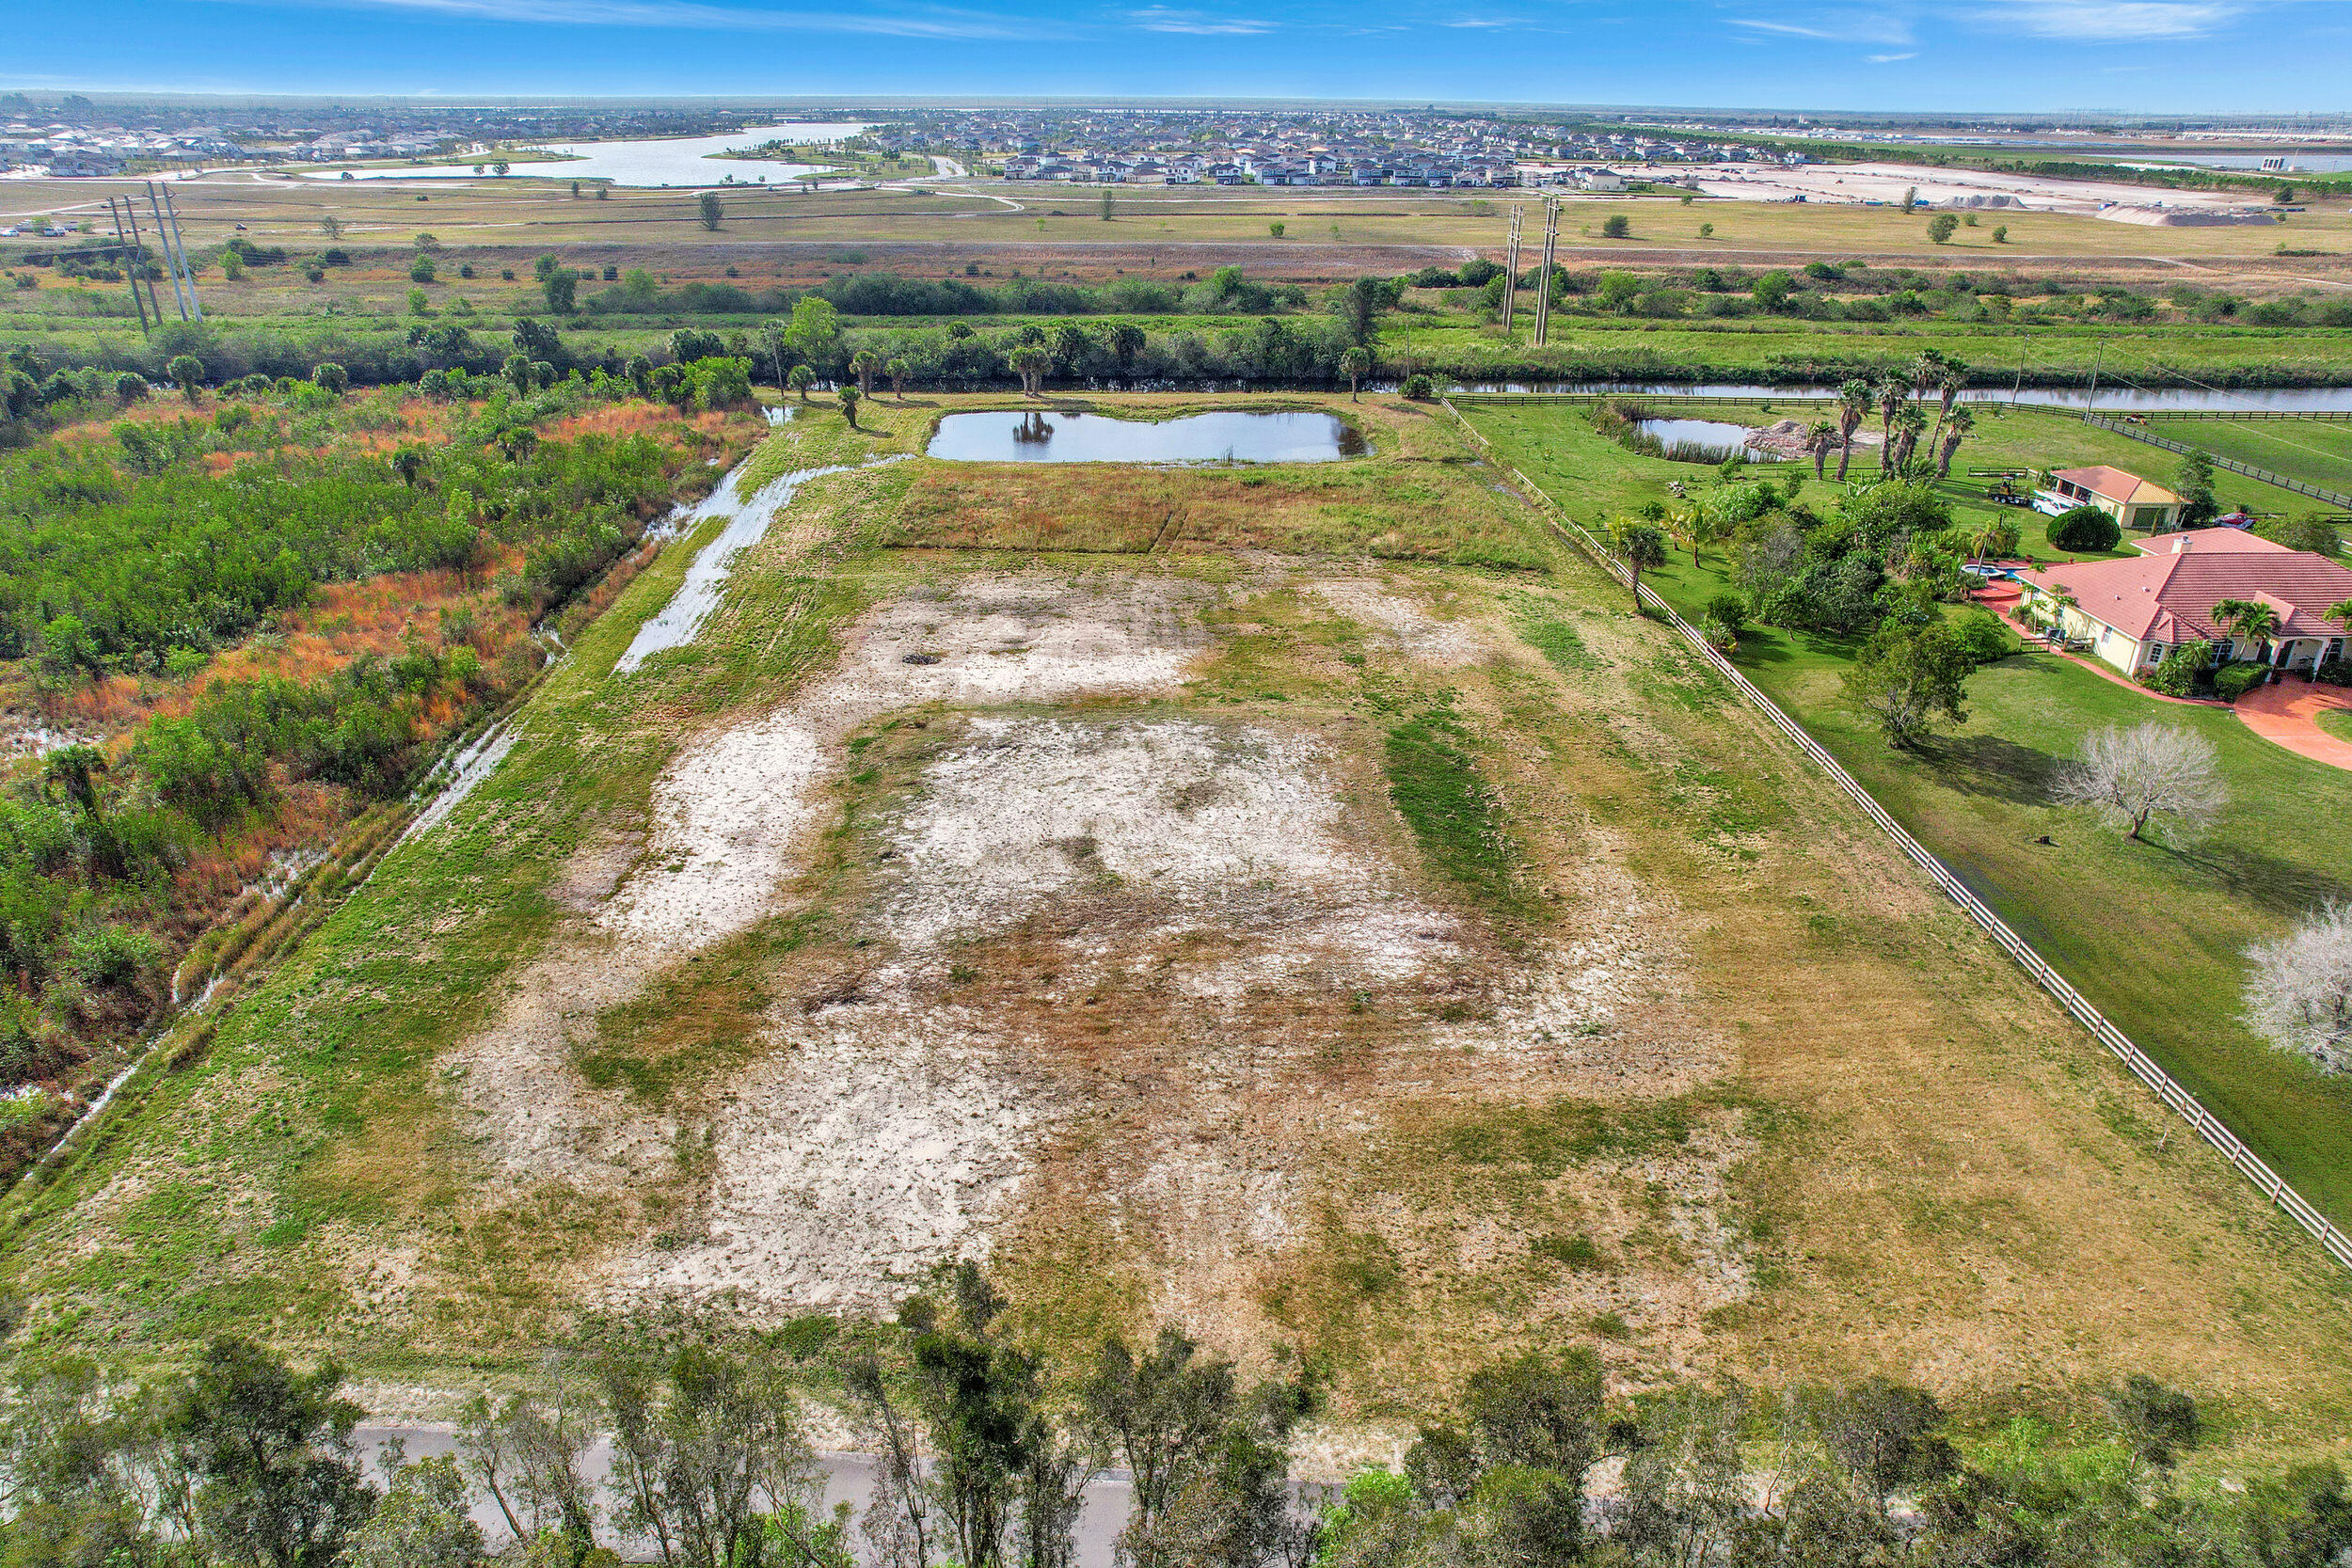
[1936,407,1975,479]
[849,349,881,398]
[1835,378,1872,482]
[760,321,788,390]
[1617,523,1669,611]
[837,384,861,429]
[787,364,816,403]
[1965,515,2013,571]
[2212,598,2280,664]
[1051,322,1091,375]
[1927,361,1969,454]
[885,357,910,402]
[1109,323,1147,374]
[2330,599,2352,635]
[1891,404,1929,476]
[1875,376,1908,476]
[1805,420,1837,481]
[1909,348,1949,402]
[1338,346,1370,401]
[1008,345,1050,399]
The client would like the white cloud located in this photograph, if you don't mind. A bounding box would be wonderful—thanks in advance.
[1729,11,1915,43]
[1963,0,2241,35]
[218,0,1028,39]
[1868,48,1919,58]
[1128,5,1272,31]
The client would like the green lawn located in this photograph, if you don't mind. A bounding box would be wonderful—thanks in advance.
[1467,397,2319,546]
[1465,398,2352,1230]
[2144,417,2352,501]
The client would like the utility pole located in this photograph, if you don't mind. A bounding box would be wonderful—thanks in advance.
[2012,338,2026,406]
[1501,203,1522,339]
[145,183,190,322]
[2084,342,2104,420]
[160,182,201,322]
[118,196,165,326]
[106,198,149,334]
[1533,198,1561,347]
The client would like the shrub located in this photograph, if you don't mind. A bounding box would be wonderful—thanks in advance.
[1600,214,1630,239]
[66,924,161,990]
[1401,373,1435,400]
[2143,641,2213,697]
[1951,606,2013,665]
[2214,662,2267,701]
[2313,658,2352,687]
[1703,593,1749,635]
[2047,505,2121,551]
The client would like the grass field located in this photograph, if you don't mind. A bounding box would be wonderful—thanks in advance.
[3,390,2349,1465]
[11,171,2352,263]
[1463,397,2328,530]
[2144,416,2352,498]
[1462,397,2352,1236]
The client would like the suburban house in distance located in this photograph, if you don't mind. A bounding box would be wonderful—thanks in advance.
[2037,465,2186,531]
[2015,529,2352,676]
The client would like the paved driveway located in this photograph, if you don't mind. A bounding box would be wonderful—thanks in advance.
[2234,678,2352,771]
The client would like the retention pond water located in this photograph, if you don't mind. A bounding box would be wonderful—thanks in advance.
[928,408,1364,464]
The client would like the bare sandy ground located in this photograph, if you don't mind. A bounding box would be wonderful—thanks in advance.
[439,562,1742,1345]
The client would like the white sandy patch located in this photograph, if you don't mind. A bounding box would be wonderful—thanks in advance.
[883,718,1366,950]
[1311,578,1485,666]
[598,715,830,952]
[456,574,1217,1190]
[594,576,1212,958]
[616,999,1033,1311]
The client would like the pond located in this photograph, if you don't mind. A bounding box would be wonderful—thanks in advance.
[295,122,874,186]
[927,409,1365,464]
[1635,417,1766,458]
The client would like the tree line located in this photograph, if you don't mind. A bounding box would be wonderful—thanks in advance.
[5,1270,2345,1568]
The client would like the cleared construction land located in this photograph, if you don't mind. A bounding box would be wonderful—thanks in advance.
[6,393,2349,1463]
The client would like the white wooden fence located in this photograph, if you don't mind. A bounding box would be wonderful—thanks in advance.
[1443,398,2352,1274]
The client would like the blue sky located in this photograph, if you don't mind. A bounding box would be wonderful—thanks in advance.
[10,0,2352,113]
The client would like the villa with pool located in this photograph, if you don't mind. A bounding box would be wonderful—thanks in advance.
[2013,528,2352,678]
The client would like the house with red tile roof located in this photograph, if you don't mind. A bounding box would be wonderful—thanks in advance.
[2015,528,2352,677]
[2039,465,2185,531]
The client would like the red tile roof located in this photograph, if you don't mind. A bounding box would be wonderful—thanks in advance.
[2128,526,2289,557]
[2020,535,2352,644]
[2051,466,2185,507]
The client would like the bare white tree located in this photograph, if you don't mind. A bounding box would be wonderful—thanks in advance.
[2053,722,2227,844]
[2247,901,2352,1075]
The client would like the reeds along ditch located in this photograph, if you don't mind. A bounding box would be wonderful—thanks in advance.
[1589,396,1740,466]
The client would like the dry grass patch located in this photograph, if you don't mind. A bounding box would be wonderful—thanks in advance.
[882,456,1543,567]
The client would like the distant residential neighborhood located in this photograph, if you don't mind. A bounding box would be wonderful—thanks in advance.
[0,97,1800,183]
[888,109,1800,188]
